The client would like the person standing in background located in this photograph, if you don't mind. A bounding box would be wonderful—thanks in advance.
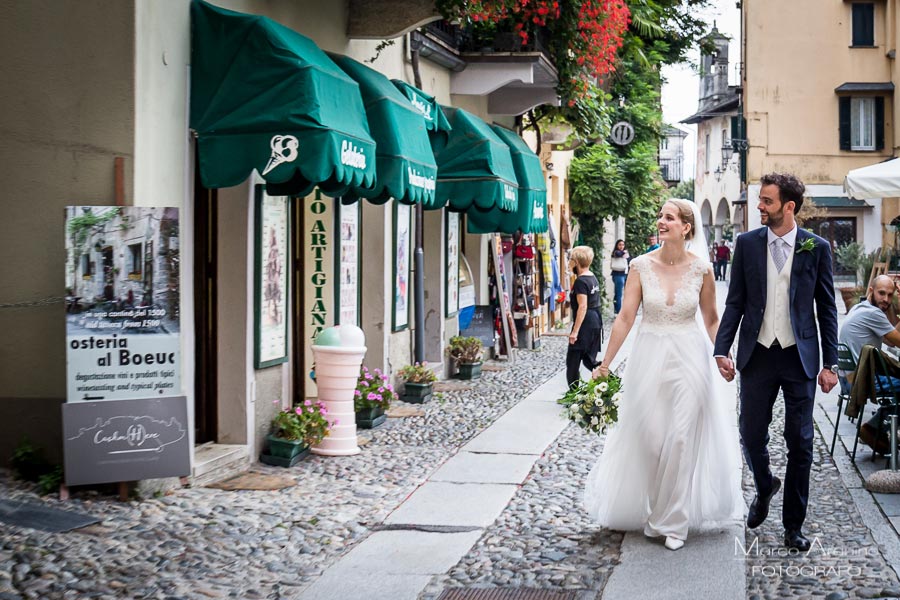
[645,233,660,253]
[716,242,731,281]
[566,246,603,387]
[610,239,629,315]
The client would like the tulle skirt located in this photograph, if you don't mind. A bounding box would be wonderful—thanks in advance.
[583,323,744,540]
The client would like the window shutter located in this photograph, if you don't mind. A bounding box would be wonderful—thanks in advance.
[876,96,885,150]
[852,3,875,46]
[839,96,851,150]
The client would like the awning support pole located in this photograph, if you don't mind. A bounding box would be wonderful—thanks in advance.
[412,43,426,365]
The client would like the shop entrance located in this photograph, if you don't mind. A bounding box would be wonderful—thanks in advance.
[193,178,218,444]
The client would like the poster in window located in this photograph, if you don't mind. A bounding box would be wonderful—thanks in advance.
[446,211,460,317]
[64,206,181,402]
[338,203,360,326]
[393,202,411,331]
[254,187,289,369]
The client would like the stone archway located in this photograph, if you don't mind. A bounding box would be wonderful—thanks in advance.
[700,199,713,244]
[715,198,731,242]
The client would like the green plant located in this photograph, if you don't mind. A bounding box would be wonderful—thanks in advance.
[557,373,622,434]
[397,362,438,384]
[446,336,484,365]
[38,466,63,496]
[835,242,867,287]
[354,366,396,411]
[271,402,334,446]
[10,437,52,482]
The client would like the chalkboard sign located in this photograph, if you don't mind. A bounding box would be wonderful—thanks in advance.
[461,305,495,347]
[63,396,190,486]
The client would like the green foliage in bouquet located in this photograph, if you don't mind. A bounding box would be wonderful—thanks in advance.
[557,374,621,434]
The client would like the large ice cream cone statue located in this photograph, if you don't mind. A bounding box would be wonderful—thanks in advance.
[310,325,366,456]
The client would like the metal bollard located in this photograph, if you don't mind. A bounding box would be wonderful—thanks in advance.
[892,414,898,472]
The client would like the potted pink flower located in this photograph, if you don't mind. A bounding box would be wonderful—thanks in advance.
[264,401,335,466]
[353,366,395,428]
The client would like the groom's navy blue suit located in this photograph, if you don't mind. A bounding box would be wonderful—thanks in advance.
[714,226,838,531]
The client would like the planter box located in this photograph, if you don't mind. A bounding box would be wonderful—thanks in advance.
[839,287,864,313]
[457,362,483,380]
[355,406,387,429]
[266,434,308,459]
[262,434,310,467]
[260,448,309,467]
[401,382,433,404]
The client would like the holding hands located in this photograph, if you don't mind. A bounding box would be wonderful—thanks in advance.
[715,356,735,382]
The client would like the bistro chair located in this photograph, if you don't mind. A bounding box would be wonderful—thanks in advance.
[830,343,857,456]
[868,348,900,465]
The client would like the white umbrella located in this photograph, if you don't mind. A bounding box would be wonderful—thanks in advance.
[844,157,900,198]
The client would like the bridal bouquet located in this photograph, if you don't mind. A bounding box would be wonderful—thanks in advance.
[557,374,622,434]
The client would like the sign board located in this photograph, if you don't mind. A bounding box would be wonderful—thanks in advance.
[62,396,190,486]
[65,207,181,402]
[460,305,495,348]
[303,190,336,395]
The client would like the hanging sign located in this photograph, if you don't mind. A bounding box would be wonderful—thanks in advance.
[610,121,635,146]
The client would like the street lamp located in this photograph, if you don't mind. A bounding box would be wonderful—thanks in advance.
[721,139,734,171]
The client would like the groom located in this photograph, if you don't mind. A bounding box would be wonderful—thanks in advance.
[714,172,838,551]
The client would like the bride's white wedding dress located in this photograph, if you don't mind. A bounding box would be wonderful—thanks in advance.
[583,253,743,541]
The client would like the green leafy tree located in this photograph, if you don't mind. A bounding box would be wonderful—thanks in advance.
[568,0,712,260]
[671,179,695,201]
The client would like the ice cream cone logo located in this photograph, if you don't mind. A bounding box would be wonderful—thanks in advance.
[262,135,300,176]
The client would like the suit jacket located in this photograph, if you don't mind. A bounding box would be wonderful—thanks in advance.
[713,226,839,379]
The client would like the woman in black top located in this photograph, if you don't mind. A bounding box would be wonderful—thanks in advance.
[567,245,603,387]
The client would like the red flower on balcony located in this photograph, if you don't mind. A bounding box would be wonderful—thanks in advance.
[439,0,630,102]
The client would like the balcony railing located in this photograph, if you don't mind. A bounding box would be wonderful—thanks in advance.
[659,157,683,183]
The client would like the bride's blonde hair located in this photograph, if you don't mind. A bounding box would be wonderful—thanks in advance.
[665,199,695,241]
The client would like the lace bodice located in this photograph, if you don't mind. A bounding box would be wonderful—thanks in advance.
[631,253,711,334]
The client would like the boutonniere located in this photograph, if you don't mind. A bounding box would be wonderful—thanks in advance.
[796,238,816,254]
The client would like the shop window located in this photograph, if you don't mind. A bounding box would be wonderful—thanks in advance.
[128,243,143,279]
[852,3,875,47]
[839,95,884,151]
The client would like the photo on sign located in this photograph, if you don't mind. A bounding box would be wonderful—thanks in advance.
[445,210,460,317]
[393,201,411,331]
[254,186,289,369]
[65,206,181,402]
[338,202,360,326]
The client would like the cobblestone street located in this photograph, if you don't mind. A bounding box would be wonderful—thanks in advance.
[4,325,900,599]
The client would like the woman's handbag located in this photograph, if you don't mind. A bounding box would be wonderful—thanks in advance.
[515,245,535,259]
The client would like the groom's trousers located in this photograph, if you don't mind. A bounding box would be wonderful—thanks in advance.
[739,342,817,531]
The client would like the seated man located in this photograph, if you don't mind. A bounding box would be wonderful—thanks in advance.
[840,275,900,370]
[839,275,900,451]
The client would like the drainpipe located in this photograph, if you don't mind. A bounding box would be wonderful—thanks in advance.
[411,41,426,364]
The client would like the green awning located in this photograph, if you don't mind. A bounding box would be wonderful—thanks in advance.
[808,196,872,208]
[391,80,452,151]
[468,126,548,234]
[329,55,437,205]
[189,0,376,196]
[432,106,518,214]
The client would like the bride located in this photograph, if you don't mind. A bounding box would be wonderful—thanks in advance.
[584,199,743,551]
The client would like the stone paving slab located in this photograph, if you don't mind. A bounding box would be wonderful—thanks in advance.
[384,482,520,528]
[461,401,568,455]
[430,452,540,484]
[603,525,745,600]
[321,530,483,575]
[524,371,569,403]
[298,571,433,600]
